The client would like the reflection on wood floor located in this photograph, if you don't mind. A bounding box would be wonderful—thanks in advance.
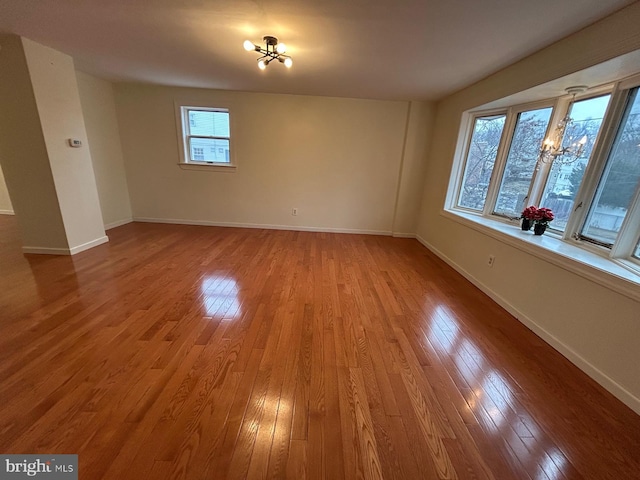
[1,217,639,479]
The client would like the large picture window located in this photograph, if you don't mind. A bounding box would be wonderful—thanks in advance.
[581,89,640,246]
[540,95,610,231]
[447,79,640,275]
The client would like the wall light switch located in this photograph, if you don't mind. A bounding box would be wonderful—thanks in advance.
[68,138,82,148]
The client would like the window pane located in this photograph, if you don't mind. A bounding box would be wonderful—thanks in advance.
[494,107,553,216]
[189,138,230,163]
[635,240,640,259]
[458,115,506,211]
[188,110,230,137]
[582,88,640,245]
[541,95,611,231]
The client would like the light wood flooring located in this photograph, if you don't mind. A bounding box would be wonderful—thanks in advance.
[1,216,639,479]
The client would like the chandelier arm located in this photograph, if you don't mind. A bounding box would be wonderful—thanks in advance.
[245,35,293,68]
[537,88,588,166]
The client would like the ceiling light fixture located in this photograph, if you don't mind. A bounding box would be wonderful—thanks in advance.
[538,86,589,166]
[243,36,293,69]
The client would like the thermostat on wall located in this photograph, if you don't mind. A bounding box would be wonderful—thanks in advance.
[68,138,82,148]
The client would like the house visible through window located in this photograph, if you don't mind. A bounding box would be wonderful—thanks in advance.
[581,88,640,246]
[179,106,232,165]
[540,95,610,231]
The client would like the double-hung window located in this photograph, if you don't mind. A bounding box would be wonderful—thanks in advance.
[448,75,640,278]
[177,106,232,167]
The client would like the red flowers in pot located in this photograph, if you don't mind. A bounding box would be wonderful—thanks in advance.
[521,206,554,234]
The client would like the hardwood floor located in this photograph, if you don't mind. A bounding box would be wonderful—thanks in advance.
[1,216,639,479]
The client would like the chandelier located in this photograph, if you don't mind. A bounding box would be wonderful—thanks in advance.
[243,36,293,70]
[538,86,588,165]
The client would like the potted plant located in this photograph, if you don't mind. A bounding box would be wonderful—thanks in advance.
[520,206,537,231]
[533,207,554,235]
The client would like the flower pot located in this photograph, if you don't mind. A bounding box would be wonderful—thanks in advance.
[521,219,532,231]
[534,223,547,235]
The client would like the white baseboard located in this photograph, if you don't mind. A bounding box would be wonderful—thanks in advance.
[22,246,71,255]
[132,217,392,236]
[23,235,109,256]
[69,235,109,255]
[0,209,15,215]
[105,218,133,230]
[415,234,640,416]
[392,232,416,238]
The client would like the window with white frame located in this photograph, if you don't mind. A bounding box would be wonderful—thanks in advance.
[457,113,506,211]
[178,106,232,165]
[493,106,553,217]
[448,77,640,273]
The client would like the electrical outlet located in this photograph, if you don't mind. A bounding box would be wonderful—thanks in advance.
[487,255,495,267]
[292,208,298,216]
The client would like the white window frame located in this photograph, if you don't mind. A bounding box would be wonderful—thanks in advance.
[488,100,557,219]
[452,109,509,213]
[175,104,236,172]
[445,76,640,300]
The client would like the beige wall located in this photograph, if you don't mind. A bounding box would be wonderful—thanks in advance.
[76,71,132,229]
[416,2,640,413]
[115,84,430,235]
[0,34,68,249]
[393,101,434,236]
[22,38,107,251]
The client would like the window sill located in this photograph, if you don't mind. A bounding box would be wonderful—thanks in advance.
[442,209,640,302]
[178,162,236,172]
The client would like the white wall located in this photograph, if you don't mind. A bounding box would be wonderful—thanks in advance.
[21,38,107,252]
[76,71,132,229]
[417,2,640,413]
[115,84,430,235]
[0,164,13,214]
[0,34,68,249]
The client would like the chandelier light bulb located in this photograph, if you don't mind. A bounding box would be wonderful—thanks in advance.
[258,59,266,70]
[243,40,255,51]
[276,43,287,54]
[284,57,293,68]
[537,87,591,166]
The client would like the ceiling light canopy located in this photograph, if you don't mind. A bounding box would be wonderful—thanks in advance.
[243,36,293,70]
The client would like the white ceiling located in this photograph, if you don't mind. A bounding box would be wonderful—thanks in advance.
[0,0,635,101]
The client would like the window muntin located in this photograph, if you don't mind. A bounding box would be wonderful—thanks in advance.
[581,88,640,245]
[180,107,231,165]
[541,94,611,231]
[457,114,506,211]
[494,107,553,217]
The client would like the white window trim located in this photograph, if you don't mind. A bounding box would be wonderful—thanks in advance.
[174,102,236,172]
